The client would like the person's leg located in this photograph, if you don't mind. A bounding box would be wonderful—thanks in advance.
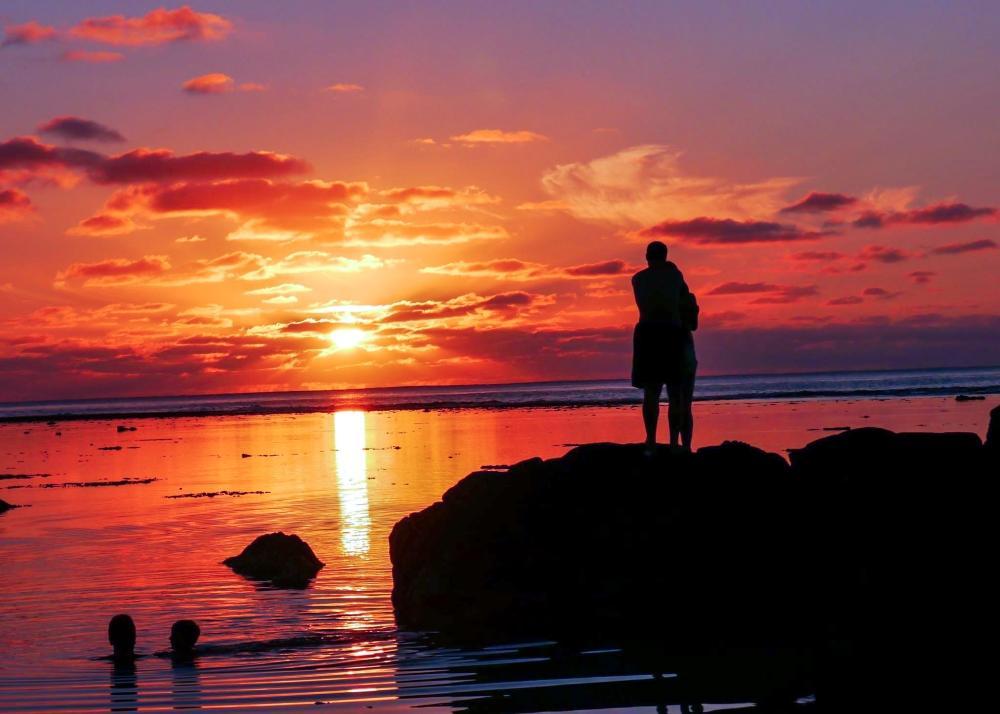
[642,384,662,448]
[665,379,682,447]
[680,372,696,449]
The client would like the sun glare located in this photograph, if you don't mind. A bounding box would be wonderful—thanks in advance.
[329,328,368,351]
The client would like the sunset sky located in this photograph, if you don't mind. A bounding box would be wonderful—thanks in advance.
[1,1,998,401]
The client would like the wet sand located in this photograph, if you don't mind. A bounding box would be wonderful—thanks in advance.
[0,396,994,711]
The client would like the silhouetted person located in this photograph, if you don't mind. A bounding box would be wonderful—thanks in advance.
[169,619,201,660]
[108,614,137,663]
[632,241,698,452]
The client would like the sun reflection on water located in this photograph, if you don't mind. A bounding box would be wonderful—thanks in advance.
[334,410,371,556]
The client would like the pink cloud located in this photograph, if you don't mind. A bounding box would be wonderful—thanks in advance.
[706,281,819,304]
[641,217,829,245]
[929,238,997,255]
[779,192,857,214]
[38,116,125,143]
[60,50,125,63]
[853,202,996,229]
[856,245,911,263]
[1,21,57,47]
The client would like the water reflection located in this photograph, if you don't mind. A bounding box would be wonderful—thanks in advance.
[109,661,138,712]
[334,410,371,557]
[170,659,203,710]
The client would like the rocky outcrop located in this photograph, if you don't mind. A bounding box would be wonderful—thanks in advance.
[987,404,999,453]
[390,416,996,707]
[391,440,813,643]
[0,499,20,514]
[223,532,324,588]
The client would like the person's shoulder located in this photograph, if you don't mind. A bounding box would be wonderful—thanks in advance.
[631,268,648,282]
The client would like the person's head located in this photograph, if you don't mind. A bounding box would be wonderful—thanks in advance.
[170,620,201,654]
[108,614,136,660]
[645,241,668,264]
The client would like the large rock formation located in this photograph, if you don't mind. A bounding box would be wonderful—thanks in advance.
[223,532,324,588]
[392,440,813,643]
[390,416,996,707]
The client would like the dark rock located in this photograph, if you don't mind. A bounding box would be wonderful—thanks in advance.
[987,404,999,453]
[391,420,996,709]
[391,441,809,644]
[117,425,137,432]
[955,394,985,401]
[0,499,21,513]
[223,532,324,588]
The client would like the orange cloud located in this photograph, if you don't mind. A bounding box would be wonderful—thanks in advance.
[325,83,364,93]
[55,255,171,287]
[60,50,125,63]
[375,185,500,212]
[422,258,635,281]
[344,219,507,247]
[451,129,548,144]
[69,6,232,46]
[245,283,312,297]
[58,250,386,288]
[181,75,266,95]
[67,213,141,237]
[1,21,56,47]
[182,73,234,94]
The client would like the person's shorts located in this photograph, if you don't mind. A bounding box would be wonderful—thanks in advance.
[631,321,695,388]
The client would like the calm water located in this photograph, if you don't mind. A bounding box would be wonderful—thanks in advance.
[2,367,998,421]
[0,395,996,712]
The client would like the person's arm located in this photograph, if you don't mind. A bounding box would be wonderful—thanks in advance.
[677,267,691,297]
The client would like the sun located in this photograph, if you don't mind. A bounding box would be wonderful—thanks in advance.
[329,328,368,351]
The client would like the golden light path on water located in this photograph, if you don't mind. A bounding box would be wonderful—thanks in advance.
[334,410,371,557]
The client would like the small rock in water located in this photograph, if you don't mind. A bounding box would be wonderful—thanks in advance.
[223,532,324,588]
[117,425,138,433]
[0,499,22,514]
[955,394,985,402]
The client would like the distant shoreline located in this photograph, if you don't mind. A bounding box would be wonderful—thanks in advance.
[1,387,996,424]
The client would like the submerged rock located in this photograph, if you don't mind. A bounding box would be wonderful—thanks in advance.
[223,532,324,588]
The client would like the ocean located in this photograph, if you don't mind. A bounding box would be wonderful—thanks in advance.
[2,366,998,421]
[0,370,996,711]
